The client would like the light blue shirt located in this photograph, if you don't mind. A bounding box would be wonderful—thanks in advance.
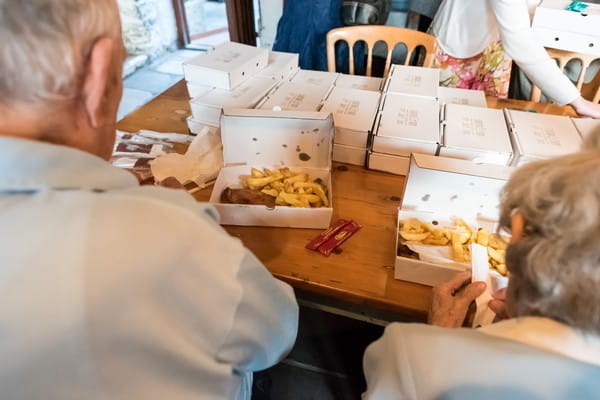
[0,137,298,400]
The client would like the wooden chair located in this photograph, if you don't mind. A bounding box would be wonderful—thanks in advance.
[530,48,600,103]
[326,25,437,77]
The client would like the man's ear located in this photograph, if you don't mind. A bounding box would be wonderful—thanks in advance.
[510,212,525,244]
[82,37,115,128]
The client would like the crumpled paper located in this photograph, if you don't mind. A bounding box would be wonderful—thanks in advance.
[470,243,509,327]
[150,127,223,188]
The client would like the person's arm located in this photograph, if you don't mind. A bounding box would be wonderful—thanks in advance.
[492,0,600,117]
[215,251,299,372]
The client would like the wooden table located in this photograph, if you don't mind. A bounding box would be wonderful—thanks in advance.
[117,81,575,322]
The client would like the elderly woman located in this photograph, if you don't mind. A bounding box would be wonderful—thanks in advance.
[362,145,600,399]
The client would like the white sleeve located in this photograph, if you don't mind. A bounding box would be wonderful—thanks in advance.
[215,251,299,372]
[491,0,580,105]
[363,324,417,399]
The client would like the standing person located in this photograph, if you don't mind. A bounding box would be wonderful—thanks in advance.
[0,1,298,399]
[430,0,600,118]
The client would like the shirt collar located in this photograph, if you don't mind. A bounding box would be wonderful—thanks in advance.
[0,137,138,192]
[478,316,600,367]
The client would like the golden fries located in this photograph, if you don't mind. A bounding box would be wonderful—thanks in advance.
[241,167,328,208]
[398,218,509,276]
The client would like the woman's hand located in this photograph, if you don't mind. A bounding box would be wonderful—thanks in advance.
[570,96,600,119]
[428,271,486,328]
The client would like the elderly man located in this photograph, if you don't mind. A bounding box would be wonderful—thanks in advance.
[0,1,298,399]
[363,142,600,399]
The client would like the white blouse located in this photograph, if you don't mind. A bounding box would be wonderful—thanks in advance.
[431,0,580,105]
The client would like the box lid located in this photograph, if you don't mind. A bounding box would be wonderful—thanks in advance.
[335,74,383,92]
[191,76,277,109]
[401,153,512,221]
[258,51,299,78]
[506,109,582,158]
[442,104,512,154]
[220,109,333,169]
[386,65,440,98]
[437,87,487,107]
[321,87,381,132]
[290,69,339,88]
[259,82,330,111]
[378,94,439,142]
[183,42,268,73]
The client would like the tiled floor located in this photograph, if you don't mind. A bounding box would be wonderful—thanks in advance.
[117,49,200,121]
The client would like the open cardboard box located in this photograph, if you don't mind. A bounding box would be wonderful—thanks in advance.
[321,87,381,148]
[183,42,269,90]
[439,104,513,165]
[395,154,513,286]
[372,94,440,157]
[258,82,330,112]
[209,109,334,228]
[258,51,300,81]
[189,76,278,126]
[384,65,440,98]
[532,0,600,56]
[335,74,383,92]
[505,109,582,166]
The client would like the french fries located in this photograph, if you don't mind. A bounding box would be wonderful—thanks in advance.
[398,218,509,276]
[240,167,328,208]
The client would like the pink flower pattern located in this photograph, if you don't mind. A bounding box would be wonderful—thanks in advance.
[433,41,512,99]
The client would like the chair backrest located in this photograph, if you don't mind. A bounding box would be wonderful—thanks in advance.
[326,25,437,77]
[530,48,600,103]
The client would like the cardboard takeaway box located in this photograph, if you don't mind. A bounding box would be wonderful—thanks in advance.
[258,82,330,112]
[571,117,600,141]
[532,0,600,56]
[384,65,440,98]
[321,87,381,148]
[366,151,411,175]
[186,117,221,136]
[189,76,278,126]
[333,144,367,166]
[372,93,440,157]
[439,104,513,165]
[335,74,383,92]
[258,51,300,81]
[504,109,582,166]
[209,109,334,229]
[186,82,213,99]
[437,86,488,108]
[290,69,339,89]
[395,154,512,286]
[183,42,269,90]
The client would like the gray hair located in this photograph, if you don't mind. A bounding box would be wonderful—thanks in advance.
[499,150,600,334]
[0,0,121,107]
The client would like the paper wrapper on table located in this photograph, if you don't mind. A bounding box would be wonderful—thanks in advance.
[383,65,440,98]
[289,69,339,89]
[367,151,410,175]
[258,82,330,112]
[571,117,600,142]
[321,87,381,148]
[335,73,383,92]
[439,104,513,165]
[395,154,513,286]
[183,41,269,90]
[532,0,600,56]
[209,109,334,228]
[257,51,300,81]
[505,109,582,166]
[437,86,487,108]
[372,94,440,157]
[189,76,278,126]
[150,127,223,187]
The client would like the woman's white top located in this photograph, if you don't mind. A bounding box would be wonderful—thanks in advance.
[431,0,580,104]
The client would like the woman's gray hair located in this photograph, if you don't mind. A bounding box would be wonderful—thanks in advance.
[0,0,120,107]
[499,150,600,334]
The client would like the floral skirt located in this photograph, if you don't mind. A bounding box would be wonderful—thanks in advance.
[433,41,512,98]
